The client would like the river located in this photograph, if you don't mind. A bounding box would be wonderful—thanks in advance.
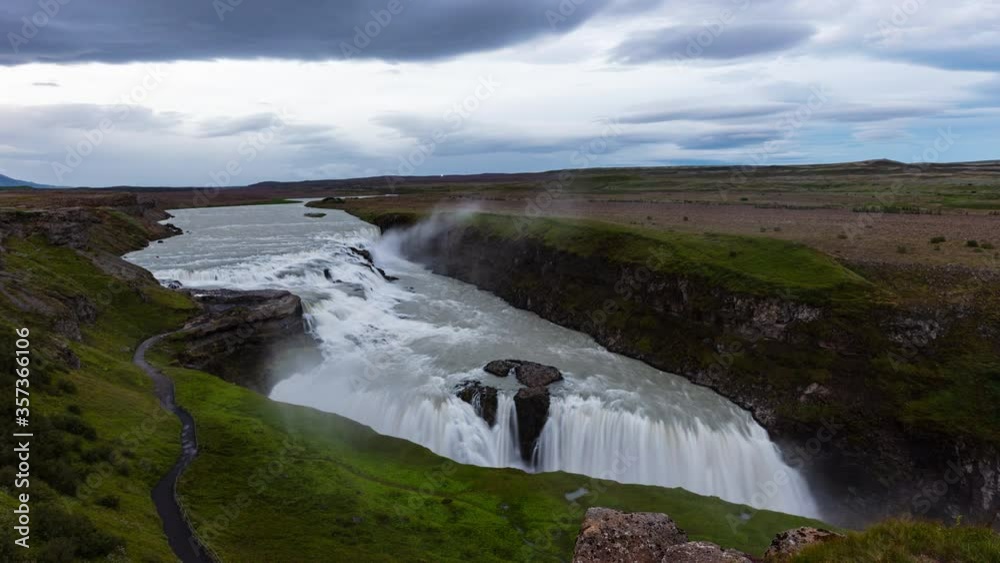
[125,201,821,518]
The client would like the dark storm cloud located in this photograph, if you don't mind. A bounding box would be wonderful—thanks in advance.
[610,22,815,63]
[0,0,625,65]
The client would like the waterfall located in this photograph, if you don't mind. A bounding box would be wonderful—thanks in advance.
[126,203,822,519]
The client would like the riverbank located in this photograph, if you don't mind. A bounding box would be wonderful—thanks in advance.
[0,198,827,559]
[322,200,1000,528]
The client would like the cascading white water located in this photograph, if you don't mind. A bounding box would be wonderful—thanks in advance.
[126,201,821,518]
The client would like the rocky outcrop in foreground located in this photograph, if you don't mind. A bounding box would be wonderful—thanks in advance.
[571,508,841,562]
[456,359,565,462]
[763,527,842,560]
[573,507,688,563]
[173,289,322,394]
[661,542,752,563]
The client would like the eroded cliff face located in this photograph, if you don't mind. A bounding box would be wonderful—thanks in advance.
[373,216,1000,527]
[172,289,322,395]
[0,196,183,369]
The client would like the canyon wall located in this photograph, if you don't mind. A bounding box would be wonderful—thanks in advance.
[367,212,1000,527]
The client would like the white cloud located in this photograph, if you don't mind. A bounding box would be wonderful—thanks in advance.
[0,0,997,185]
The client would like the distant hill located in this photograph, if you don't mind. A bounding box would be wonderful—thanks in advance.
[0,174,53,188]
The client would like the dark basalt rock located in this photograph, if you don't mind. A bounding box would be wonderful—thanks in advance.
[480,358,565,462]
[514,386,550,462]
[349,246,375,264]
[515,361,563,388]
[174,289,322,394]
[348,246,398,282]
[484,359,519,377]
[455,380,499,427]
[484,359,563,387]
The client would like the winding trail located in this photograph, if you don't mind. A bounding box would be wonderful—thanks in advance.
[134,334,215,563]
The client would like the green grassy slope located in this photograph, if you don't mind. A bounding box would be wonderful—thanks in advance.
[160,364,827,561]
[468,214,874,305]
[792,519,1000,562]
[0,236,198,561]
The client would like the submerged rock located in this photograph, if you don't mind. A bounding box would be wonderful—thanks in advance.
[514,386,550,462]
[484,359,563,387]
[348,246,398,282]
[349,246,375,264]
[455,380,499,427]
[572,507,688,563]
[763,527,842,559]
[304,212,327,218]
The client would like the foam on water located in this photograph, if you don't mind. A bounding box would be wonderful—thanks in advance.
[126,202,821,518]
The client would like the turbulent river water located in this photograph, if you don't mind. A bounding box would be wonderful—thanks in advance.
[126,201,821,518]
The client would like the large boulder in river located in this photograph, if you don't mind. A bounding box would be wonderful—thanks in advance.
[572,507,688,563]
[455,380,499,427]
[484,359,563,387]
[513,386,551,462]
[480,358,565,462]
[763,527,842,560]
[484,359,520,378]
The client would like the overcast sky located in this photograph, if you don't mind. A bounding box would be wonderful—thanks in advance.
[1,0,998,187]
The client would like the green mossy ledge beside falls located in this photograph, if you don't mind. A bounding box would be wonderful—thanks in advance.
[347,207,1000,527]
[0,198,827,561]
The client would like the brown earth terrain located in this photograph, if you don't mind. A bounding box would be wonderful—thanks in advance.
[3,159,998,273]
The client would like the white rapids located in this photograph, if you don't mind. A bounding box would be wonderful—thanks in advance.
[126,201,821,518]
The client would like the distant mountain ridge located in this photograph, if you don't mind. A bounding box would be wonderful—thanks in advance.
[0,174,52,188]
